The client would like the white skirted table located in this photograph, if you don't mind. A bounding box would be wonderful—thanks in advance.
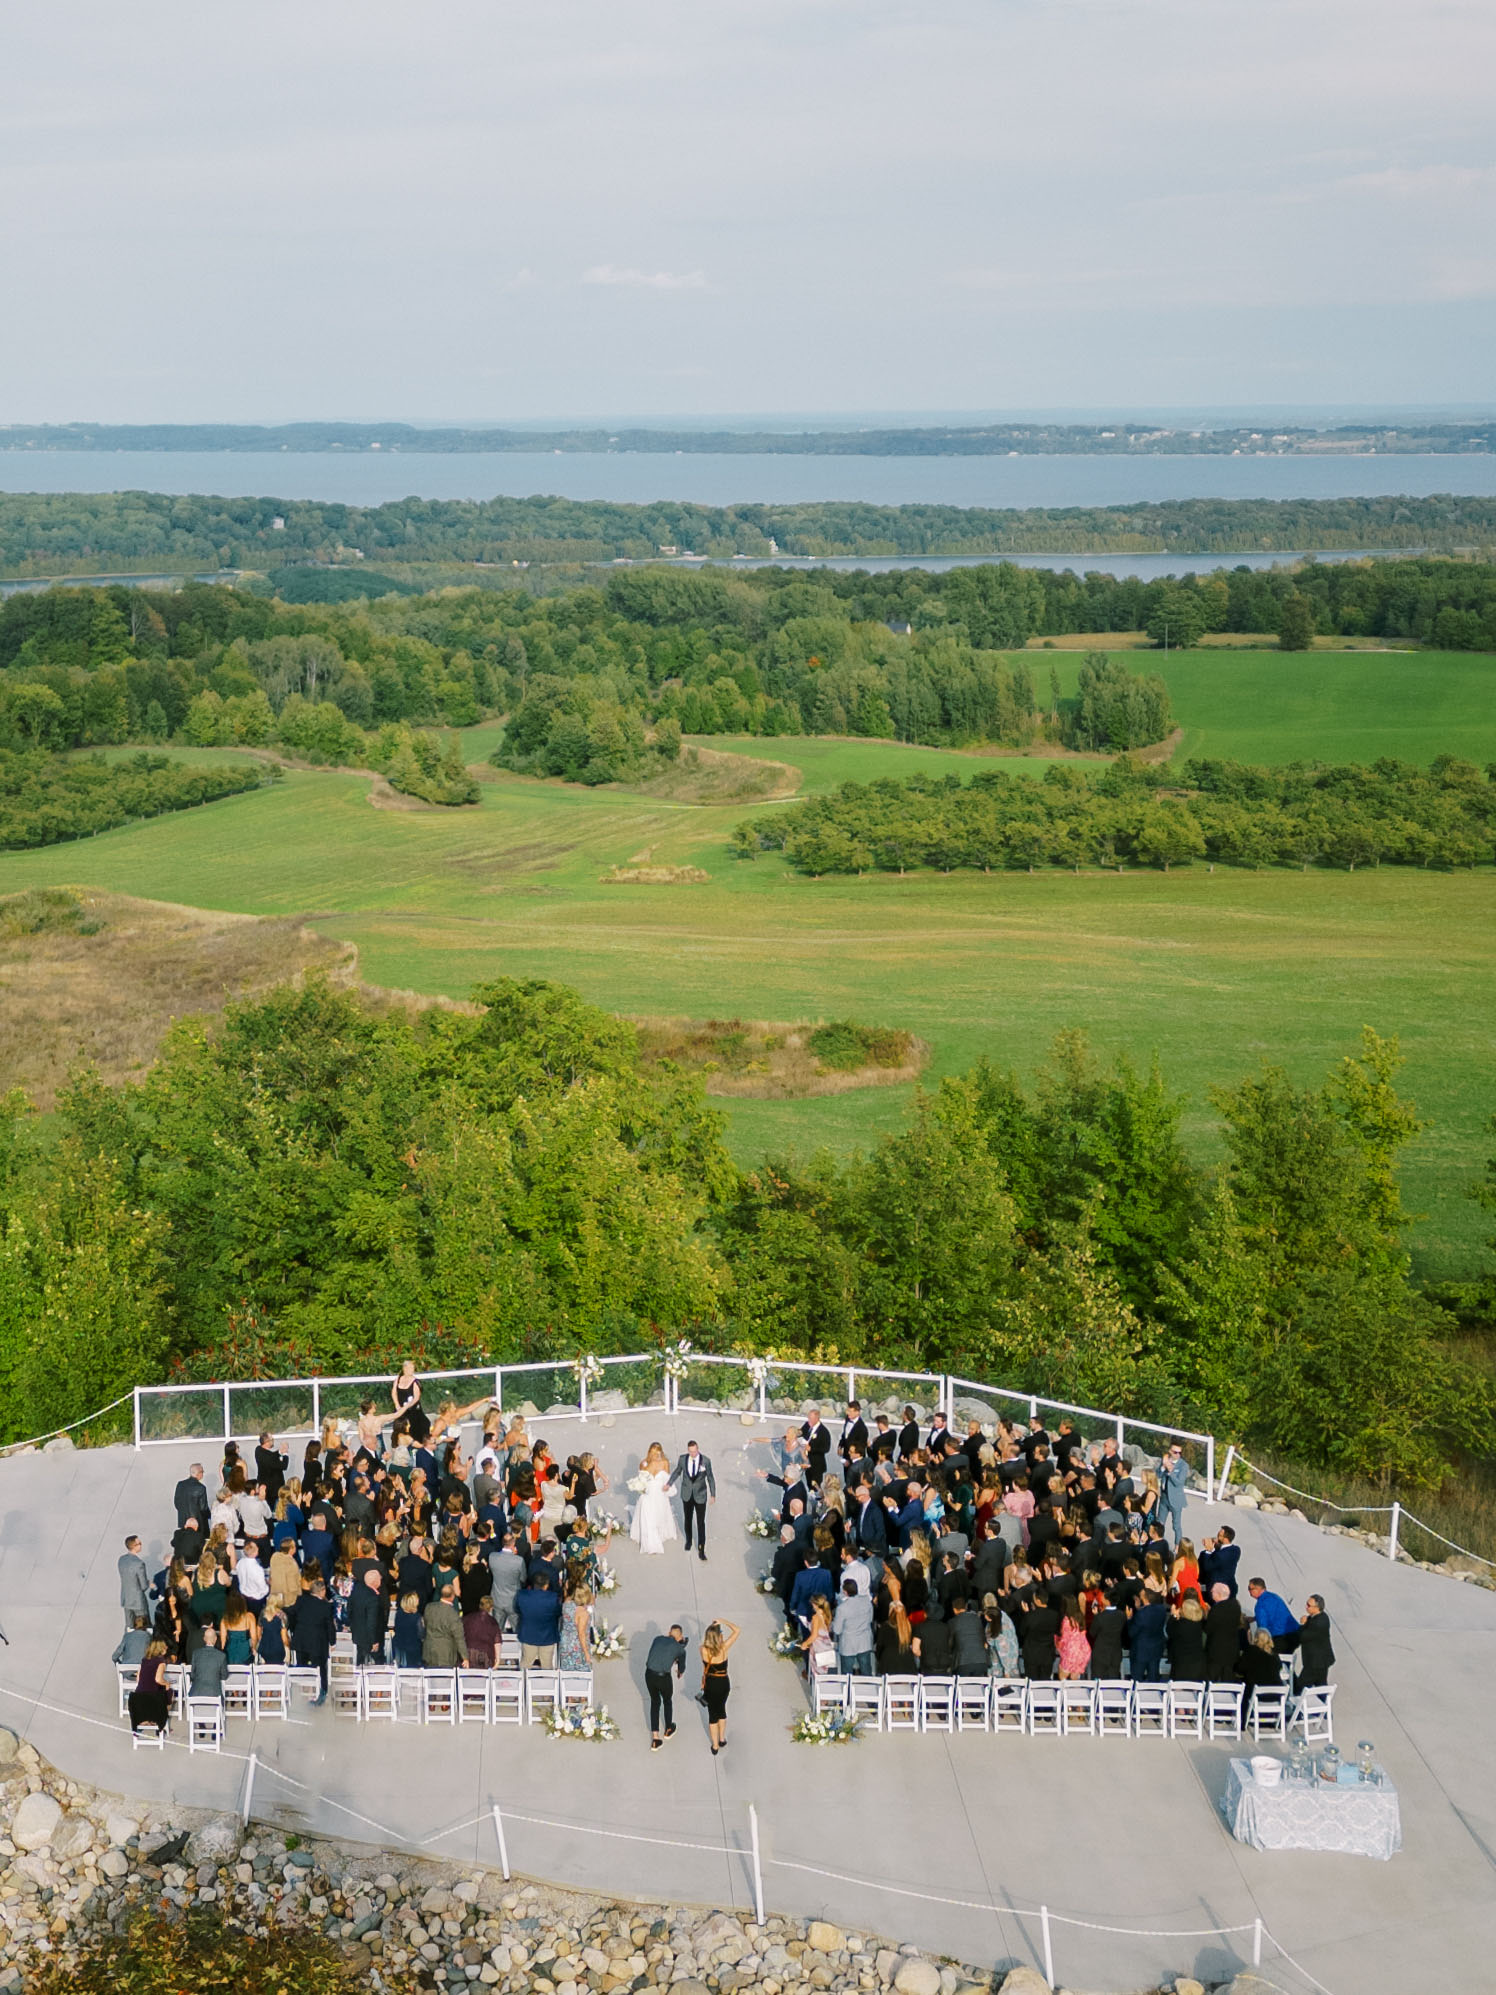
[1223,1757,1401,1860]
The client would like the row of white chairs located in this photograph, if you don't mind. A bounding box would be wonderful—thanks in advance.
[813,1674,1335,1743]
[121,1660,593,1742]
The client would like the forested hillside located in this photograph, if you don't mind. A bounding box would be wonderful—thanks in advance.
[0,979,1488,1493]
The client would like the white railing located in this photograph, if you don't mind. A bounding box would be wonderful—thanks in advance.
[131,1352,1215,1482]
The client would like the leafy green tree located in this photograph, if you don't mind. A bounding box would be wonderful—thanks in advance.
[1278,592,1316,651]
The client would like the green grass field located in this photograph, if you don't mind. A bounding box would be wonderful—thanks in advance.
[5,645,1495,1276]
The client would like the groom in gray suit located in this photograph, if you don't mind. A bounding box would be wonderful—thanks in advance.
[667,1441,716,1561]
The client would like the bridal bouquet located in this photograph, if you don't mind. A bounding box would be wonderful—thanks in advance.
[595,1561,619,1595]
[791,1711,863,1745]
[571,1353,605,1390]
[769,1625,803,1659]
[662,1338,693,1382]
[544,1703,620,1742]
[745,1511,775,1539]
[594,1509,623,1533]
[591,1621,628,1660]
[625,1473,650,1494]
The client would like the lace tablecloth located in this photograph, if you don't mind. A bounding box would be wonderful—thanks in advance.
[1223,1757,1401,1860]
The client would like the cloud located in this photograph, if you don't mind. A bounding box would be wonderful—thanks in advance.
[580,264,709,291]
[504,268,540,291]
[1335,163,1496,200]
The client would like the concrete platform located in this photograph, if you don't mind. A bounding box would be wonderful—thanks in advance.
[0,1408,1492,1994]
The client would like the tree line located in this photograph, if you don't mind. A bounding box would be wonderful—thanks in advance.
[6,418,1492,455]
[0,748,273,849]
[3,488,1495,576]
[0,977,1488,1493]
[736,754,1496,876]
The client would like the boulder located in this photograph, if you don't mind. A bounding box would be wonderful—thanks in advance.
[104,1813,139,1848]
[43,1436,75,1454]
[997,1971,1052,1995]
[952,1398,999,1426]
[183,1814,242,1867]
[12,1792,62,1852]
[806,1922,845,1954]
[1171,1980,1205,1995]
[99,1848,130,1879]
[0,1729,19,1767]
[50,1815,96,1861]
[587,1390,629,1413]
[894,1962,943,1995]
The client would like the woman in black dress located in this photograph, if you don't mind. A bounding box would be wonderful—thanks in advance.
[700,1619,740,1756]
[391,1361,431,1444]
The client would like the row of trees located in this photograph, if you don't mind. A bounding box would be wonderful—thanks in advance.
[0,979,1487,1490]
[737,755,1496,875]
[0,748,273,849]
[2,488,1494,573]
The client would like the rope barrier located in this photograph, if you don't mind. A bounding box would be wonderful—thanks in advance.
[0,1391,134,1457]
[1389,1511,1496,1569]
[1235,1455,1496,1571]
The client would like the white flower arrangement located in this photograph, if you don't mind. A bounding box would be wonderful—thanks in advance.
[746,1354,773,1391]
[745,1510,775,1539]
[791,1710,863,1745]
[594,1509,623,1533]
[662,1338,693,1381]
[769,1625,803,1659]
[544,1703,620,1742]
[572,1353,605,1389]
[625,1473,650,1495]
[591,1620,628,1660]
[758,1571,778,1594]
[595,1560,619,1595]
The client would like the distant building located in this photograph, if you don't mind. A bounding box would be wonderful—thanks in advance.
[270,516,286,531]
[887,619,912,636]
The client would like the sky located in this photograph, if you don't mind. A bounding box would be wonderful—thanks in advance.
[2,0,1494,423]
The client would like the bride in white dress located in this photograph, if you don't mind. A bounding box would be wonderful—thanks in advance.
[629,1441,678,1555]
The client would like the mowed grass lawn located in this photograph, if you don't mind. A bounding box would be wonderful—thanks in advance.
[4,735,1495,1275]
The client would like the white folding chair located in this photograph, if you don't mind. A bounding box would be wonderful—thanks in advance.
[1131,1683,1169,1735]
[525,1670,561,1724]
[490,1669,525,1724]
[558,1670,593,1713]
[1059,1681,1098,1736]
[187,1697,224,1753]
[955,1677,991,1731]
[116,1664,136,1718]
[330,1660,364,1718]
[919,1676,955,1733]
[846,1674,885,1733]
[131,1718,166,1750]
[498,1634,521,1667]
[421,1669,457,1724]
[992,1680,1029,1732]
[1095,1679,1133,1736]
[455,1668,492,1722]
[253,1665,289,1720]
[1167,1681,1205,1739]
[164,1663,189,1705]
[1027,1680,1063,1735]
[362,1667,399,1721]
[1206,1683,1243,1741]
[287,1665,323,1704]
[223,1666,254,1720]
[813,1673,850,1718]
[1289,1683,1336,1745]
[1249,1686,1289,1742]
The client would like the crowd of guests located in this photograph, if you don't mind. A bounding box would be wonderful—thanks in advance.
[758,1402,1336,1711]
[116,1377,614,1734]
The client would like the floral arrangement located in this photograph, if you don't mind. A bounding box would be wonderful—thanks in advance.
[769,1625,803,1659]
[591,1620,628,1659]
[746,1353,774,1392]
[662,1338,693,1382]
[791,1710,863,1745]
[745,1511,775,1539]
[571,1353,605,1390]
[625,1473,650,1495]
[593,1509,623,1534]
[758,1572,778,1594]
[595,1560,619,1595]
[544,1703,620,1742]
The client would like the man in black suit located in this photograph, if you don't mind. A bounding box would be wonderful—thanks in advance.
[173,1463,212,1533]
[291,1582,337,1703]
[839,1401,868,1465]
[1020,1588,1062,1680]
[970,1533,1008,1600]
[926,1410,951,1456]
[666,1442,716,1560]
[1294,1594,1335,1692]
[870,1414,898,1462]
[849,1482,888,1556]
[1204,1583,1244,1682]
[1087,1602,1126,1679]
[254,1433,288,1508]
[800,1411,832,1484]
